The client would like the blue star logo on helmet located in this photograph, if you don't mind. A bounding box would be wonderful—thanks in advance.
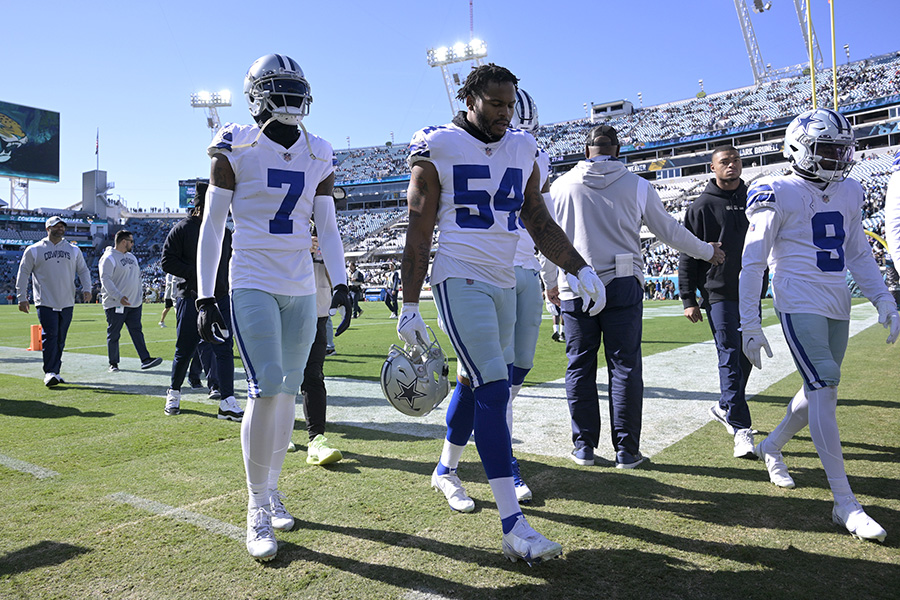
[394,379,427,410]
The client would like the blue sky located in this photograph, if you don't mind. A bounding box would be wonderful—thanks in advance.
[5,0,897,211]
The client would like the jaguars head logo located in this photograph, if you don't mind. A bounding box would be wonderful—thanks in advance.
[0,113,28,163]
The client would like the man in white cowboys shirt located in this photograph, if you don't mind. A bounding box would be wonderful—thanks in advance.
[739,107,899,543]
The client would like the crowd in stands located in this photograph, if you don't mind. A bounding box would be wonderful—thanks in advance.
[4,52,900,304]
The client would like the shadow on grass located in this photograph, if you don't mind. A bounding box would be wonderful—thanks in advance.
[0,398,113,419]
[0,541,91,577]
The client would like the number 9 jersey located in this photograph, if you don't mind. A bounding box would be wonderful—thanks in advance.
[208,123,335,296]
[408,123,538,289]
[739,172,890,328]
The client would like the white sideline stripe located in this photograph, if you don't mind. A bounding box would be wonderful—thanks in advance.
[0,303,882,463]
[0,453,59,479]
[108,492,243,541]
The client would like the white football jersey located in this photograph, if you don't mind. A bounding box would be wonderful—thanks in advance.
[740,172,890,328]
[884,151,900,263]
[512,148,551,271]
[408,124,538,288]
[209,123,335,295]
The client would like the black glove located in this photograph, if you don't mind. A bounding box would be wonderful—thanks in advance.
[329,283,353,336]
[196,297,230,344]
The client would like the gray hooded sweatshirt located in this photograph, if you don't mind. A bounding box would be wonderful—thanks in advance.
[546,157,713,301]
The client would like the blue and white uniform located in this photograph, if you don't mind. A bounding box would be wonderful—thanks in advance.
[510,148,550,377]
[740,173,891,389]
[409,123,538,387]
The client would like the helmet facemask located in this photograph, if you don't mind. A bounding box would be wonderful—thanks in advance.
[244,54,312,127]
[784,108,856,183]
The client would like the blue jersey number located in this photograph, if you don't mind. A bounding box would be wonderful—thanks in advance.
[811,211,845,272]
[268,169,306,234]
[452,165,524,231]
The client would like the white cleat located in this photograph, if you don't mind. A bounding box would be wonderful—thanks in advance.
[270,490,295,531]
[833,496,887,542]
[431,467,475,513]
[502,516,563,566]
[754,441,795,488]
[733,428,756,459]
[511,458,532,504]
[246,506,278,561]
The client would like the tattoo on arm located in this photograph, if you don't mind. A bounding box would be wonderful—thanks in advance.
[521,187,586,275]
[210,154,236,190]
[401,163,439,302]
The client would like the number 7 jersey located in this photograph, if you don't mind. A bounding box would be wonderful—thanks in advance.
[408,123,538,288]
[740,172,889,325]
[208,123,335,296]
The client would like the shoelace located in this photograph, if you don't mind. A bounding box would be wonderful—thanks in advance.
[270,491,288,517]
[511,459,525,487]
[248,507,273,540]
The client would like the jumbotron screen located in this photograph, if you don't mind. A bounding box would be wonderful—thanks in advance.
[0,100,60,182]
[178,178,209,208]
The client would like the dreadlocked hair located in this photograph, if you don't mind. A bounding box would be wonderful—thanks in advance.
[455,63,519,102]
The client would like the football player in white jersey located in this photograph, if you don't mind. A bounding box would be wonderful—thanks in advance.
[399,64,604,565]
[884,150,900,265]
[196,53,351,561]
[739,108,900,543]
[435,88,549,506]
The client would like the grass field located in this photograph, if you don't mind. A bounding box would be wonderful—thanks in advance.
[0,300,898,600]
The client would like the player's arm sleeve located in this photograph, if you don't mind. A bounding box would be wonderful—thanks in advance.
[197,186,232,299]
[15,248,35,303]
[739,206,779,331]
[313,194,347,288]
[98,254,121,302]
[642,185,714,261]
[845,201,893,305]
[885,172,900,263]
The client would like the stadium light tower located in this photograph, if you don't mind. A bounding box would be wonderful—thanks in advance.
[190,90,231,138]
[734,0,823,84]
[843,44,850,64]
[426,39,488,116]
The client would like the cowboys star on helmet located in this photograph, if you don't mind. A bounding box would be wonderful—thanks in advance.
[381,334,450,417]
[783,108,856,183]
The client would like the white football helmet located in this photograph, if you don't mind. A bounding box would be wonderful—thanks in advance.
[381,333,450,418]
[783,108,856,182]
[510,88,539,132]
[244,54,312,126]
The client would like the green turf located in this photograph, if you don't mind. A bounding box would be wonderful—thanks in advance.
[0,301,898,599]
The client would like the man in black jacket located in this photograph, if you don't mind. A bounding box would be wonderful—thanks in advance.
[161,182,241,421]
[678,146,759,459]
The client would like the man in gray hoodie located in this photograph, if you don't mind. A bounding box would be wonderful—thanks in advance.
[16,216,93,387]
[546,125,725,468]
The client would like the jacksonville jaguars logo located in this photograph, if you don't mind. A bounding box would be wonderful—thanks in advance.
[0,113,28,163]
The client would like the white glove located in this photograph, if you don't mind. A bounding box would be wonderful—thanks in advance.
[875,300,900,344]
[397,303,430,347]
[566,266,606,316]
[741,328,773,369]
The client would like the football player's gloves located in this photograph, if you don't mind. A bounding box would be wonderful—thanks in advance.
[565,266,606,316]
[196,297,229,344]
[510,88,539,132]
[381,330,450,417]
[244,54,312,126]
[330,283,352,336]
[783,108,855,182]
[741,327,773,369]
[875,300,900,344]
[397,302,430,347]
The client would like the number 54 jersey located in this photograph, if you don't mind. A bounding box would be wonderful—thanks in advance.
[741,172,888,322]
[208,123,335,296]
[408,124,538,289]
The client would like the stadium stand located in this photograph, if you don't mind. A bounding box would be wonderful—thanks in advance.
[3,50,900,302]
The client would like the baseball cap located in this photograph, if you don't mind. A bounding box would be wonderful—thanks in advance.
[45,216,66,228]
[586,124,619,147]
